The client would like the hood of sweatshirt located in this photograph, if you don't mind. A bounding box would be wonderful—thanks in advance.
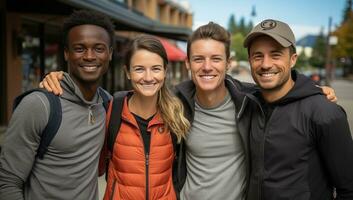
[265,70,324,106]
[60,72,103,106]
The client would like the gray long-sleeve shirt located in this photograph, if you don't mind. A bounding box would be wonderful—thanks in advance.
[0,73,109,200]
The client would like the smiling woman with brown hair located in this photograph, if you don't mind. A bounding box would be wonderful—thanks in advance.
[101,35,190,200]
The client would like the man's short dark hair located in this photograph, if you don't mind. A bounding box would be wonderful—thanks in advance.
[62,10,115,48]
[186,22,231,60]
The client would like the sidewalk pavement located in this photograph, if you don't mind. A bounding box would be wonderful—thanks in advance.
[331,79,353,134]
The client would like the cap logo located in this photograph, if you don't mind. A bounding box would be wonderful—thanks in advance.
[260,20,277,30]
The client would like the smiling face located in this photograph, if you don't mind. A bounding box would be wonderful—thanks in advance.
[126,49,166,98]
[248,35,297,100]
[186,39,230,95]
[64,24,112,87]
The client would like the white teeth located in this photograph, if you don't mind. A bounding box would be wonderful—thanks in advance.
[260,72,276,77]
[200,75,214,80]
[140,84,156,88]
[82,66,97,72]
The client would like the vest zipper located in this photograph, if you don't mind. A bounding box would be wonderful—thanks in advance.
[140,127,151,200]
[145,152,150,200]
[135,115,152,200]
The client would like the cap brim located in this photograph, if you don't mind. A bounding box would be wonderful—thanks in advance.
[243,32,292,48]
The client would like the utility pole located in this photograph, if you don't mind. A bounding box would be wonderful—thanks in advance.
[325,17,332,86]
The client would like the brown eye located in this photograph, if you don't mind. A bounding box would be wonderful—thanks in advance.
[73,47,84,53]
[152,67,162,72]
[134,67,144,73]
[212,57,222,62]
[193,57,203,63]
[95,45,106,53]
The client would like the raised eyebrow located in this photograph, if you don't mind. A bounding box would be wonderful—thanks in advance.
[71,43,85,48]
[131,65,145,69]
[152,65,163,68]
[271,50,284,54]
[71,43,107,47]
[251,51,263,57]
[94,43,108,47]
[191,55,204,59]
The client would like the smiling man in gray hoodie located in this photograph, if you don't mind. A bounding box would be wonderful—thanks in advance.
[0,10,113,200]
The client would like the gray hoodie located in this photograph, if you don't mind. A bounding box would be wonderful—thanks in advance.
[0,73,110,200]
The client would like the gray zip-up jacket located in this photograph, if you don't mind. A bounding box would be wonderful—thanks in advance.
[0,73,110,200]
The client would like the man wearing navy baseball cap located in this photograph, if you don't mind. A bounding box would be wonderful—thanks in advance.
[244,19,353,199]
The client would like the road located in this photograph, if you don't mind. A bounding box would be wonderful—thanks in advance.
[331,79,353,134]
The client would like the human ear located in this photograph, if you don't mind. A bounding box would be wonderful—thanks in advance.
[64,47,69,61]
[290,53,298,68]
[185,58,191,70]
[124,65,130,80]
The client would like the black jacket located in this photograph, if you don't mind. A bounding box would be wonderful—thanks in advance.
[173,74,257,198]
[247,71,353,200]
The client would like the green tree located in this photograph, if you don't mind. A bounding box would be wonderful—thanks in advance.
[231,32,248,61]
[309,28,326,69]
[245,20,253,35]
[296,51,310,70]
[342,0,352,23]
[333,14,353,74]
[238,17,246,35]
[228,14,237,34]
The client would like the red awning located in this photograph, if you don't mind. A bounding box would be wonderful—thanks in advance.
[159,38,186,62]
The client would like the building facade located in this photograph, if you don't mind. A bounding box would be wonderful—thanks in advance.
[0,0,193,125]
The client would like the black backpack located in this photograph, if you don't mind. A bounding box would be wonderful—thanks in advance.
[106,91,130,154]
[13,88,110,159]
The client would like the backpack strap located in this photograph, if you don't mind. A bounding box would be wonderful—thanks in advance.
[107,91,130,153]
[13,89,62,159]
[98,87,110,111]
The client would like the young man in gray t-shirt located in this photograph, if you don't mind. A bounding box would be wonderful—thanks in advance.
[175,22,251,200]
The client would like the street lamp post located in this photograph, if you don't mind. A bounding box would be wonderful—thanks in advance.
[325,17,332,86]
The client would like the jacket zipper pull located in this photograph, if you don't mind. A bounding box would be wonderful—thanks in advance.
[146,153,149,166]
[88,107,95,125]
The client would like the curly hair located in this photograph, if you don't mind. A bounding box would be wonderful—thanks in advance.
[62,9,115,47]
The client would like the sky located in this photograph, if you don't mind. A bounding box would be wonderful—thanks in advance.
[186,0,347,41]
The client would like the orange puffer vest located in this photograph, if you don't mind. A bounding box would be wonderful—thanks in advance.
[103,97,176,200]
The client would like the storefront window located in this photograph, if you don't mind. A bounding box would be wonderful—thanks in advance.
[20,20,61,92]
